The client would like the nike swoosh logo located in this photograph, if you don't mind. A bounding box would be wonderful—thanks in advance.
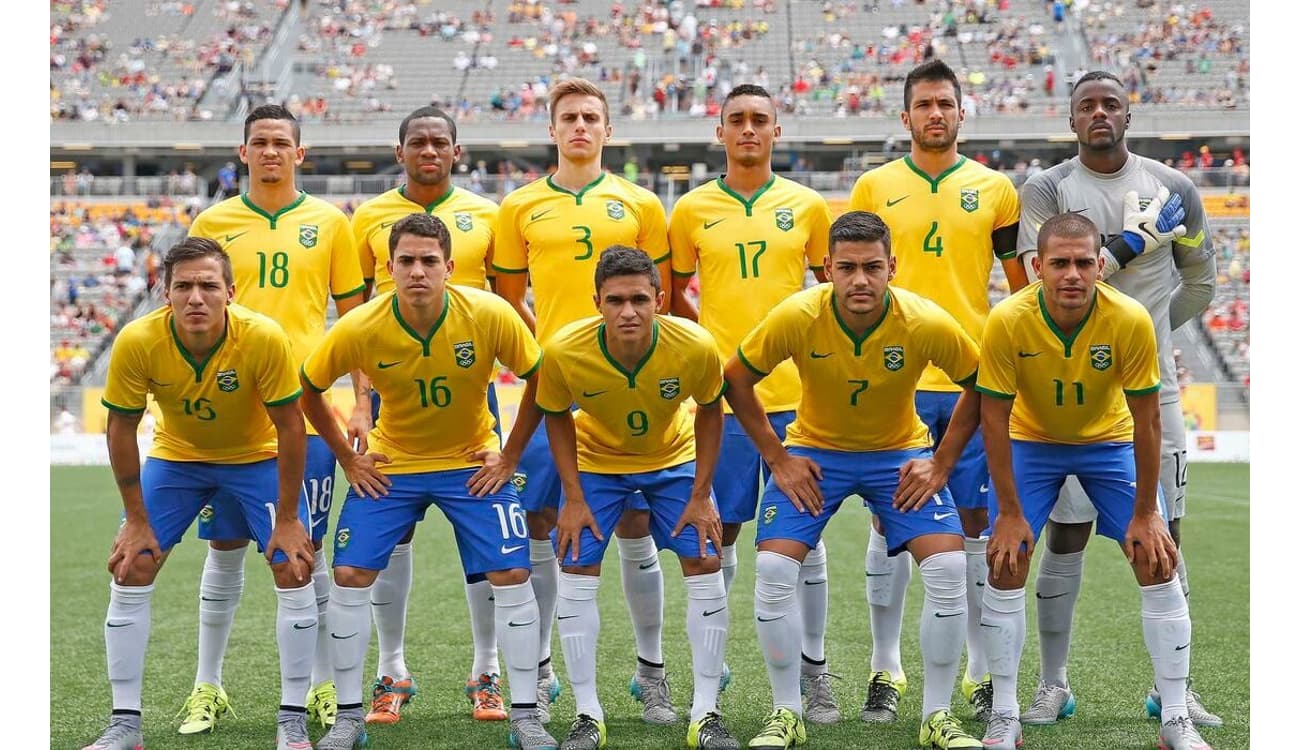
[638,561,658,570]
[224,231,249,243]
[199,596,229,602]
[1067,207,1089,214]
[703,607,727,617]
[377,361,402,369]
[509,619,538,628]
[557,614,578,620]
[810,351,832,359]
[530,209,553,221]
[1175,642,1190,651]
[935,612,962,618]
[756,615,784,622]
[330,632,359,640]
[979,622,998,628]
[293,622,317,630]
[979,484,990,493]
[1036,591,1068,600]
[934,512,956,521]
[106,621,130,628]
[371,601,394,606]
[886,196,909,207]
[148,378,172,387]
[865,572,889,577]
[803,579,826,586]
[703,219,726,229]
[582,390,608,398]
[380,220,398,229]
[501,544,525,554]
[1017,352,1041,358]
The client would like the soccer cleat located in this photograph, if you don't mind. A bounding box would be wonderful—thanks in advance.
[918,709,982,749]
[307,680,338,728]
[559,713,607,750]
[315,715,369,750]
[981,711,1024,750]
[747,707,807,749]
[83,717,143,750]
[859,670,906,723]
[1157,716,1214,750]
[509,714,559,750]
[1146,680,1223,728]
[365,675,418,725]
[275,713,312,750]
[1019,680,1076,725]
[799,672,842,724]
[175,682,232,735]
[687,711,741,749]
[537,671,563,724]
[629,671,678,724]
[961,673,993,723]
[467,672,509,721]
[720,662,732,693]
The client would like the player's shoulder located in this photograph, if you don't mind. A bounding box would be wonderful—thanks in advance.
[1096,281,1153,321]
[299,193,351,223]
[989,282,1042,324]
[889,285,948,318]
[351,187,404,218]
[658,314,715,346]
[449,186,500,212]
[228,302,290,339]
[958,155,1016,189]
[499,175,550,208]
[547,315,603,352]
[448,284,515,319]
[1134,154,1197,193]
[772,174,829,205]
[606,171,657,201]
[191,194,246,226]
[115,305,169,347]
[771,283,832,322]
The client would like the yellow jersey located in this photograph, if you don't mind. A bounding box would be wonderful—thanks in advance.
[301,286,542,474]
[849,156,1018,392]
[976,281,1161,445]
[536,316,726,474]
[669,175,830,413]
[493,173,670,343]
[738,284,979,452]
[102,304,301,464]
[351,185,499,294]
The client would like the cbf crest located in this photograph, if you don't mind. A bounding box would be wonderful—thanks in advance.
[775,207,795,232]
[960,189,979,213]
[216,368,240,392]
[454,212,473,232]
[1090,344,1113,371]
[883,345,905,372]
[606,200,626,220]
[453,340,476,368]
[299,223,319,248]
[659,376,681,400]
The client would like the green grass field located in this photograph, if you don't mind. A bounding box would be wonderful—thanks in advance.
[51,463,1249,749]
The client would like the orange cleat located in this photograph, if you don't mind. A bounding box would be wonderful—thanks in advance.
[364,675,417,725]
[465,672,509,721]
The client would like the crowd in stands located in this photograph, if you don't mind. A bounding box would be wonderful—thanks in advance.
[1202,223,1249,387]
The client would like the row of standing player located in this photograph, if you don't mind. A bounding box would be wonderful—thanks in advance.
[83,58,1219,750]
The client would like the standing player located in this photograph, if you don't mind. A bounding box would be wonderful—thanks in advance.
[493,78,678,724]
[301,213,556,750]
[537,246,736,750]
[183,104,367,734]
[84,238,318,750]
[847,59,1028,724]
[350,106,507,725]
[1015,70,1219,728]
[727,211,983,750]
[668,84,836,720]
[975,213,1210,750]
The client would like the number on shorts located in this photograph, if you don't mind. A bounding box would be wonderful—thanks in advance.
[492,502,527,540]
[304,476,333,516]
[1172,449,1188,489]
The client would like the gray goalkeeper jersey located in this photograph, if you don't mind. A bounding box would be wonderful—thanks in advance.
[1017,154,1217,405]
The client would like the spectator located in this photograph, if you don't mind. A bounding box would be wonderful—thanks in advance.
[54,406,78,435]
[217,161,238,198]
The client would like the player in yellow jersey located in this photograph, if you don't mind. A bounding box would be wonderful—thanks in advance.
[184,104,367,734]
[668,83,836,721]
[299,213,558,750]
[725,212,983,750]
[84,238,317,750]
[536,246,736,750]
[492,78,675,724]
[847,60,1028,723]
[974,213,1208,750]
[350,106,507,725]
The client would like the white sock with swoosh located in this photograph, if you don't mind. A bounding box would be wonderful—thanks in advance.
[493,580,540,705]
[326,583,372,707]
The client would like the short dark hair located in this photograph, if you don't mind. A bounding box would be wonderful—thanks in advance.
[399,106,458,144]
[389,213,452,260]
[594,245,660,293]
[1070,70,1125,105]
[720,83,774,121]
[1038,212,1100,255]
[166,237,233,286]
[903,59,962,111]
[829,211,892,256]
[243,104,300,145]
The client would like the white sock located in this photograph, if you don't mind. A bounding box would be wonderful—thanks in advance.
[328,583,373,707]
[466,578,500,679]
[493,581,541,706]
[106,582,153,712]
[195,546,245,686]
[276,583,318,707]
[866,525,909,676]
[963,537,989,681]
[618,535,664,664]
[1035,548,1083,687]
[754,551,802,715]
[1176,549,1190,600]
[981,585,1027,716]
[918,551,966,719]
[530,539,559,668]
[557,572,603,722]
[720,544,739,595]
[684,571,728,721]
[797,539,829,666]
[310,552,331,687]
[1141,578,1191,723]
[371,542,412,679]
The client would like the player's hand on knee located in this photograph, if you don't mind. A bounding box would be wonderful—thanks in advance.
[344,451,392,498]
[1120,187,1187,257]
[556,499,602,564]
[673,494,723,558]
[267,518,314,582]
[771,453,825,516]
[466,449,515,497]
[893,458,947,512]
[107,518,162,584]
[988,514,1034,580]
[1125,512,1177,581]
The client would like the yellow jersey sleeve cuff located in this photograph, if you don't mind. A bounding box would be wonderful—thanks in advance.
[698,380,728,406]
[975,385,1015,400]
[671,268,697,278]
[537,403,571,415]
[332,283,366,301]
[652,251,672,264]
[736,348,769,377]
[516,354,543,380]
[101,398,146,415]
[300,365,330,394]
[264,389,302,407]
[1123,384,1161,396]
[954,370,978,387]
[491,264,528,274]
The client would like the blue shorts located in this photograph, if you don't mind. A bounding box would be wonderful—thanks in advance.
[332,467,529,574]
[372,383,502,441]
[518,420,649,514]
[915,391,991,511]
[198,436,334,544]
[988,440,1169,543]
[143,457,307,564]
[755,446,963,557]
[562,462,717,567]
[715,411,796,524]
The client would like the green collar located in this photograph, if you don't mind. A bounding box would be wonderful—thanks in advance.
[903,155,966,193]
[398,184,456,212]
[546,172,606,205]
[831,289,892,356]
[1037,287,1097,358]
[169,312,228,382]
[598,320,660,387]
[391,291,450,356]
[715,173,777,216]
[240,191,307,229]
